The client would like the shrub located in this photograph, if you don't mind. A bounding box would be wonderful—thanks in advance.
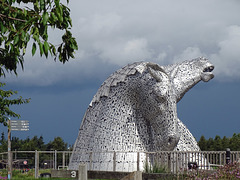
[143,160,168,173]
[209,161,240,179]
[182,161,240,179]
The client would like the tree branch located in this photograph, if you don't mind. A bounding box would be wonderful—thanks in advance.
[0,13,26,22]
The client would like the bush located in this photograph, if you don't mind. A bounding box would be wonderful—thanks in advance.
[144,160,168,173]
[209,161,240,179]
[182,161,240,179]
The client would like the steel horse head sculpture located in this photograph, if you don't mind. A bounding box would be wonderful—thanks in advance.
[69,57,214,171]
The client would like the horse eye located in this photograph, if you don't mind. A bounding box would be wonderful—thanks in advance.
[157,96,167,103]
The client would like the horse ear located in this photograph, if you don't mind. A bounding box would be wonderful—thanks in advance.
[146,63,168,82]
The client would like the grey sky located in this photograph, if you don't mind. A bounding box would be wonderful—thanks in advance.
[1,0,240,145]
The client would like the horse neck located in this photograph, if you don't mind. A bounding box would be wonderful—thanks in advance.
[173,73,201,102]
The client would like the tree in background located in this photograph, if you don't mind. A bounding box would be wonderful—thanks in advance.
[206,138,214,151]
[0,82,30,125]
[0,0,78,75]
[45,136,68,167]
[2,133,240,152]
[0,132,7,152]
[0,0,78,125]
[221,136,230,150]
[198,133,240,151]
[213,135,222,151]
[46,136,68,151]
[0,135,69,152]
[198,135,207,151]
[229,133,240,151]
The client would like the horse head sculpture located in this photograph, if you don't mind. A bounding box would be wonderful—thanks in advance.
[69,57,214,171]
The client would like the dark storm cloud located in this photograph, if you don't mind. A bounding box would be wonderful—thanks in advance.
[2,0,240,144]
[5,0,240,86]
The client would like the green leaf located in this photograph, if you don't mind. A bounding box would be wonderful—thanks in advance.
[52,45,56,56]
[20,31,26,41]
[26,33,30,42]
[30,27,34,35]
[23,47,26,55]
[0,37,3,44]
[39,42,43,56]
[23,9,27,16]
[56,5,63,22]
[13,35,19,45]
[42,12,49,26]
[43,41,49,57]
[33,1,40,12]
[33,34,40,43]
[32,42,37,56]
[68,18,72,27]
[40,0,45,11]
[10,43,14,53]
[0,22,5,33]
[50,12,57,22]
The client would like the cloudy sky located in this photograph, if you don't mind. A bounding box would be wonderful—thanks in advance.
[1,0,240,146]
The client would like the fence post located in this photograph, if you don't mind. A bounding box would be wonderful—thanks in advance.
[35,150,39,179]
[7,152,12,180]
[78,164,87,180]
[137,152,140,171]
[168,152,171,172]
[54,150,57,169]
[113,151,116,172]
[226,148,231,164]
[62,151,65,169]
[175,152,178,174]
[89,152,92,170]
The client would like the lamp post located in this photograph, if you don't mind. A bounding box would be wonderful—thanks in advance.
[7,118,12,180]
[7,119,29,179]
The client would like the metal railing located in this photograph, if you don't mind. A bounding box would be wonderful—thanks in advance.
[68,150,240,173]
[1,150,240,174]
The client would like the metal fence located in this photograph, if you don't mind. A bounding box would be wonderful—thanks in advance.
[1,150,240,174]
[71,151,240,173]
[0,150,72,177]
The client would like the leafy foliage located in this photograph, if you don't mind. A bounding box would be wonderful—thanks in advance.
[198,133,240,151]
[0,0,78,75]
[0,134,69,152]
[144,160,168,173]
[182,162,240,179]
[0,82,30,126]
[45,136,68,151]
[0,0,78,126]
[210,161,240,179]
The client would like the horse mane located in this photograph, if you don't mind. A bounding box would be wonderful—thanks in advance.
[89,62,166,106]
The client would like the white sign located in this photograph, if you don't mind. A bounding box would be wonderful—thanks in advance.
[10,120,29,131]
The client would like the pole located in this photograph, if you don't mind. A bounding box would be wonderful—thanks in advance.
[7,119,12,180]
[137,152,140,171]
[113,151,116,172]
[78,164,87,180]
[54,150,57,169]
[226,148,231,164]
[62,152,65,169]
[35,150,39,178]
